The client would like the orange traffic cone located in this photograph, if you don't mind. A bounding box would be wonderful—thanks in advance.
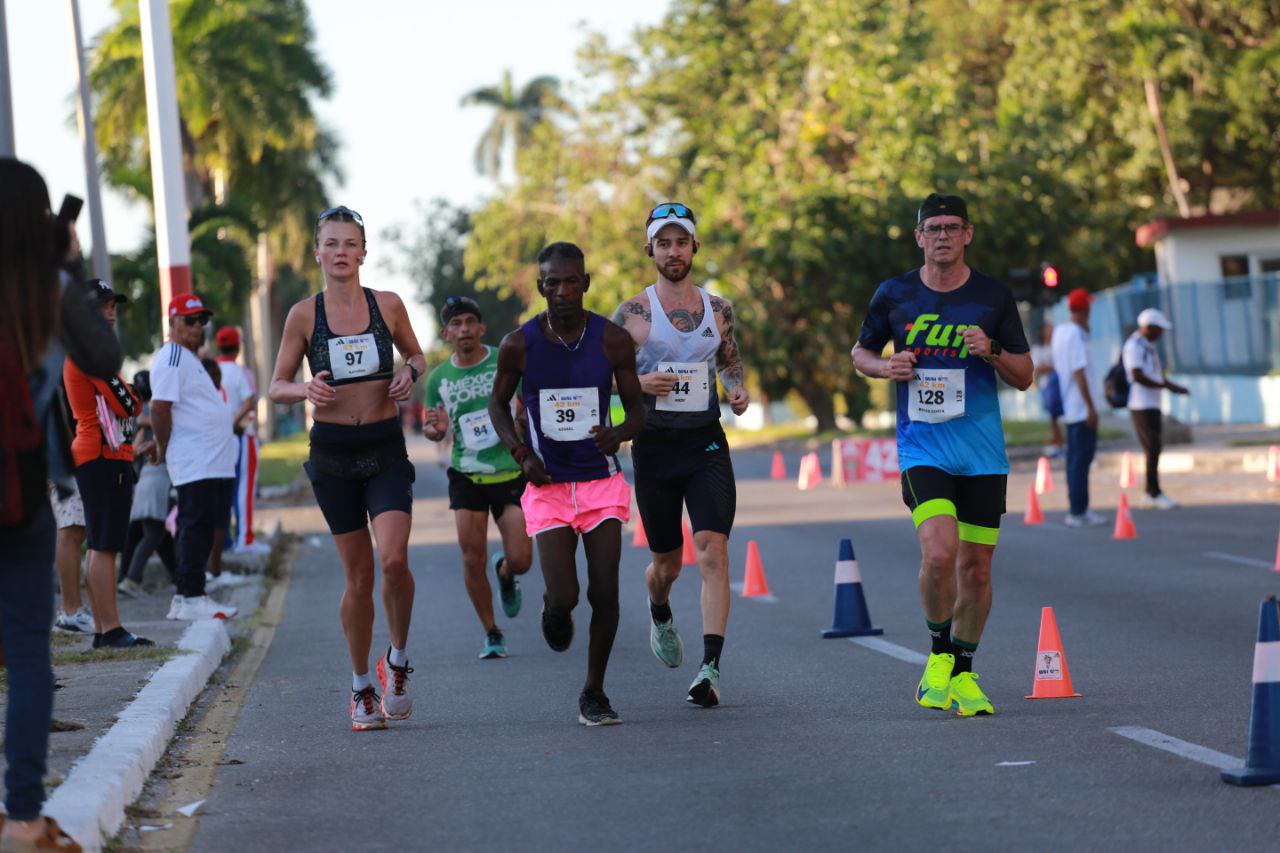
[1273,527,1280,573]
[1268,445,1280,483]
[770,450,786,480]
[740,540,771,597]
[1025,606,1082,699]
[1024,482,1044,525]
[1113,493,1138,539]
[681,519,697,566]
[1035,456,1054,495]
[1119,451,1136,488]
[798,452,823,490]
[632,515,648,549]
[831,440,847,489]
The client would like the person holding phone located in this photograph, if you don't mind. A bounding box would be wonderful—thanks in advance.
[269,206,426,732]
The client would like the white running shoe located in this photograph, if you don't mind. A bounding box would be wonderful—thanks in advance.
[350,686,387,731]
[1083,510,1109,526]
[54,607,94,633]
[1152,493,1178,510]
[376,649,414,720]
[175,595,237,620]
[166,595,186,620]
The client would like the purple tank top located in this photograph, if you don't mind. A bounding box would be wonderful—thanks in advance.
[520,312,620,482]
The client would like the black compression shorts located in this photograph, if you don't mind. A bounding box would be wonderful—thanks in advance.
[447,468,526,522]
[632,421,736,554]
[900,465,1006,545]
[305,419,414,535]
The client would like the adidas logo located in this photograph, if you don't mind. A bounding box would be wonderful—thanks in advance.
[701,328,714,337]
[705,442,720,452]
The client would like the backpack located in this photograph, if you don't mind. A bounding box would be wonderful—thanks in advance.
[1103,356,1130,409]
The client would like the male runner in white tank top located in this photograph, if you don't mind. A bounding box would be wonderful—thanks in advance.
[612,202,749,709]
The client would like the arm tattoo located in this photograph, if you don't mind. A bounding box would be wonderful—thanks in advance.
[613,300,651,327]
[713,298,744,390]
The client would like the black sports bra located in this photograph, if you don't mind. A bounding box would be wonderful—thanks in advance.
[306,288,396,386]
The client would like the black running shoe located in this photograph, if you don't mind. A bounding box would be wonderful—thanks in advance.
[541,602,574,652]
[93,629,155,649]
[578,689,621,726]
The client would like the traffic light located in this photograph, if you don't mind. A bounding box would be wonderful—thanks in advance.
[1041,262,1059,288]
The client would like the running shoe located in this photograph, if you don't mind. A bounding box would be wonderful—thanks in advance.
[54,607,94,633]
[376,649,414,720]
[578,689,621,726]
[165,595,185,620]
[687,662,721,708]
[350,686,387,731]
[116,578,145,599]
[174,595,238,620]
[480,628,508,659]
[494,553,522,618]
[916,652,955,710]
[541,601,574,652]
[947,671,995,717]
[92,630,155,649]
[649,611,683,668]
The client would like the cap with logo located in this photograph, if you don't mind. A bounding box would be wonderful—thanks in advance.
[645,202,697,242]
[85,278,128,305]
[215,326,241,348]
[168,293,212,318]
[1136,307,1172,330]
[917,193,969,225]
[1066,288,1093,312]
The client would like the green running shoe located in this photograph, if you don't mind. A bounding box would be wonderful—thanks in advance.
[480,627,507,659]
[687,662,720,708]
[494,553,522,618]
[649,610,683,668]
[916,652,955,710]
[948,671,995,716]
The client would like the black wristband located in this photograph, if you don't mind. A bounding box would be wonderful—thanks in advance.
[408,363,420,383]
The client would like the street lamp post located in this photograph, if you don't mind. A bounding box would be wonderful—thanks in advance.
[67,0,111,284]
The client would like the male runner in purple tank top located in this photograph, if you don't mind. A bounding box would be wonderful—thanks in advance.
[489,242,645,726]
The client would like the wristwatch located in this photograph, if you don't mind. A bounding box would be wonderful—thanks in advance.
[408,363,420,383]
[986,339,1003,359]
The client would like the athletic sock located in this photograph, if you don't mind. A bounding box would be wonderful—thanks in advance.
[702,634,724,669]
[649,598,673,624]
[952,637,978,675]
[927,619,952,656]
[353,672,372,692]
[388,645,408,668]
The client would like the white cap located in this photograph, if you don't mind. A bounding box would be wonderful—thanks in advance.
[1137,307,1173,330]
[646,214,696,242]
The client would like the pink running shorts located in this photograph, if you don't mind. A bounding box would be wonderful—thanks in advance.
[521,472,632,537]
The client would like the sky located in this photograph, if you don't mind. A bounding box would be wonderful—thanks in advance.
[8,0,668,337]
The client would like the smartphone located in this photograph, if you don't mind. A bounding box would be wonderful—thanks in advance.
[57,194,84,224]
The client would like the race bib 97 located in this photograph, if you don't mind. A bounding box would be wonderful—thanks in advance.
[328,333,377,381]
[908,368,965,423]
[655,361,710,412]
[539,388,599,441]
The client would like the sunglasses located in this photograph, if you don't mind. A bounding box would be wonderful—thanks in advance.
[444,295,479,309]
[182,314,211,327]
[646,203,697,225]
[317,205,364,227]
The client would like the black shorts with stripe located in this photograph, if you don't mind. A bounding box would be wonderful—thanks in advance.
[632,421,736,554]
[900,465,1006,545]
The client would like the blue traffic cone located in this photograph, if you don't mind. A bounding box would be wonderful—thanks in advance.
[822,539,883,638]
[1222,597,1280,786]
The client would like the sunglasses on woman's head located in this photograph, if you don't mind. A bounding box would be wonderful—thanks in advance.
[317,205,364,227]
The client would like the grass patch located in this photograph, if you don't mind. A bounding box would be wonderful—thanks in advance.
[1227,438,1276,447]
[53,646,178,667]
[723,423,891,449]
[258,431,310,487]
[1002,420,1125,447]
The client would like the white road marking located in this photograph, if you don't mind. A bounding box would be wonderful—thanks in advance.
[1109,726,1242,770]
[729,583,778,603]
[995,761,1036,767]
[1204,551,1275,570]
[849,636,928,665]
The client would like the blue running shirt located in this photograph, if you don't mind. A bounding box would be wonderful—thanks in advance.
[857,269,1029,476]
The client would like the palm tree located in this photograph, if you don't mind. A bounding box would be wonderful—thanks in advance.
[461,70,568,178]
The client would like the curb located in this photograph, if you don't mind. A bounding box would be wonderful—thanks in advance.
[45,619,231,853]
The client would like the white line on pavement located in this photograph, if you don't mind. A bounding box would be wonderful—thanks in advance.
[849,636,928,665]
[1109,726,1242,770]
[995,761,1036,766]
[1204,551,1275,570]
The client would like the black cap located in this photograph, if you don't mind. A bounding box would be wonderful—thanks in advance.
[917,193,969,226]
[84,278,128,305]
[440,295,482,325]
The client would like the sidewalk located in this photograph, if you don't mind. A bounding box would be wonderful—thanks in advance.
[0,544,278,852]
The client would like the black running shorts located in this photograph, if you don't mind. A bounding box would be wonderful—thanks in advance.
[632,422,736,554]
[74,457,135,553]
[447,468,526,522]
[900,465,1006,545]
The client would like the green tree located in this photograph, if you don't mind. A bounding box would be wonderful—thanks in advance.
[460,70,569,178]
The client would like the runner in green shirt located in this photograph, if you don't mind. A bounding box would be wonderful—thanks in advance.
[424,296,533,659]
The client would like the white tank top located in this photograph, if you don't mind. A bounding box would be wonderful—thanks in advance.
[635,284,722,430]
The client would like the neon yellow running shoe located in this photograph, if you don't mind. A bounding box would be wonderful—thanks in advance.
[915,652,955,710]
[947,671,994,716]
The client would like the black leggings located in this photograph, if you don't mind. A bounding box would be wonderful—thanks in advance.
[537,520,622,693]
[122,519,177,584]
[1130,409,1163,497]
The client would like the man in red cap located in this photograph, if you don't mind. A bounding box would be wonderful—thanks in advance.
[1051,288,1107,527]
[215,326,266,554]
[148,294,239,620]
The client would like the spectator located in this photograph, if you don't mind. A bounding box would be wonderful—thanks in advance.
[62,279,152,648]
[118,370,178,597]
[200,357,234,581]
[215,326,267,554]
[1052,288,1107,528]
[0,155,104,852]
[1031,320,1064,457]
[1123,308,1189,509]
[49,479,92,633]
[149,294,239,622]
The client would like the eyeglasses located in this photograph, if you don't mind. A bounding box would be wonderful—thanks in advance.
[646,203,697,225]
[182,314,211,327]
[317,206,364,228]
[919,222,968,237]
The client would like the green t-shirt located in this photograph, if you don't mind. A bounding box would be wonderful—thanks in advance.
[425,346,520,479]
